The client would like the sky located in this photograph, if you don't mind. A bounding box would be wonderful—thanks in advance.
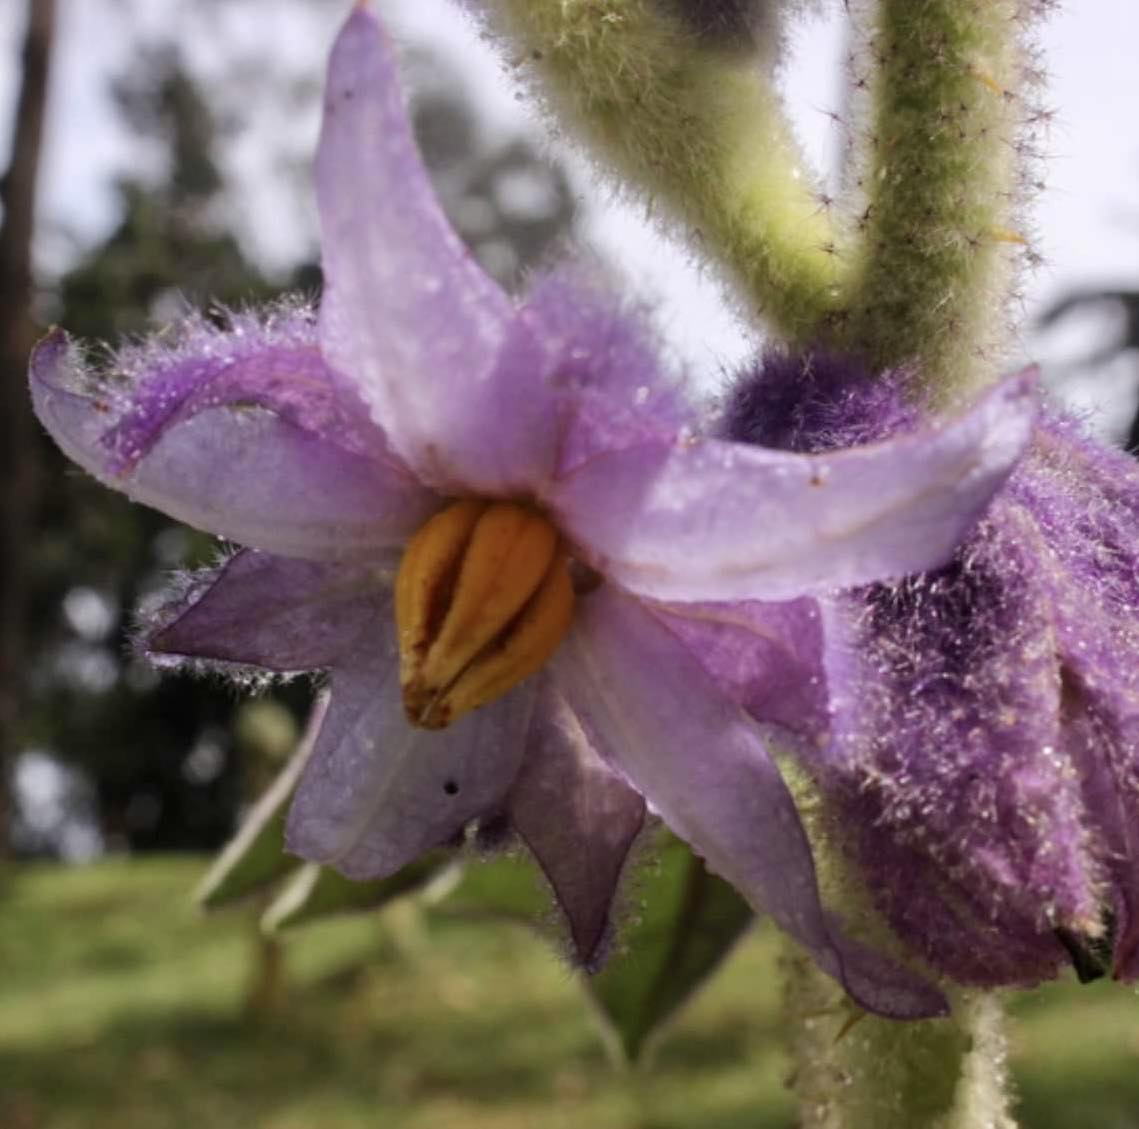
[2,0,1139,425]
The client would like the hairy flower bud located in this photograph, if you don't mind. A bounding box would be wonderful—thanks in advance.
[727,350,1139,991]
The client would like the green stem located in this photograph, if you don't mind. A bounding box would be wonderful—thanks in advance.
[777,757,1018,1129]
[837,0,1026,396]
[783,941,1017,1129]
[473,0,845,341]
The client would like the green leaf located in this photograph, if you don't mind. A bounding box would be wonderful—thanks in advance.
[262,852,454,933]
[586,834,754,1063]
[194,695,327,909]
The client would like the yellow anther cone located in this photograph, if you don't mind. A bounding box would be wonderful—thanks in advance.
[395,500,575,728]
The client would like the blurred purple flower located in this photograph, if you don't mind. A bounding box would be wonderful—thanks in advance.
[30,5,1036,1017]
[727,351,1139,991]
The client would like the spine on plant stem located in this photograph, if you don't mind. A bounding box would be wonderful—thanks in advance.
[468,0,846,342]
[836,0,1051,398]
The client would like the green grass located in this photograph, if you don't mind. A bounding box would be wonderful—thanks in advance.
[1,858,1138,1128]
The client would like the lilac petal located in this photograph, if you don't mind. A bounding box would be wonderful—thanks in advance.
[551,586,947,1019]
[652,598,829,744]
[551,370,1037,602]
[31,330,436,558]
[507,680,647,970]
[316,9,561,493]
[521,263,691,430]
[285,618,534,881]
[94,304,385,473]
[148,550,395,671]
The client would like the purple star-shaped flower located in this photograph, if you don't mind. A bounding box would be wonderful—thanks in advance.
[31,5,1036,1018]
[727,351,1139,992]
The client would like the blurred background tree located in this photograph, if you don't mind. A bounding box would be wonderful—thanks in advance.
[1,0,56,860]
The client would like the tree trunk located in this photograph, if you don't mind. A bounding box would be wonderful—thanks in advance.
[0,0,57,854]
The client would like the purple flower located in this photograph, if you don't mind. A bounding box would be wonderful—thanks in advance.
[726,351,1139,991]
[31,6,1036,1017]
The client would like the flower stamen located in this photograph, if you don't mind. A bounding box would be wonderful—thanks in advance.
[395,500,574,728]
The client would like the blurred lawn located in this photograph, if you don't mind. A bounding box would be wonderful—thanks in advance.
[1,858,1138,1128]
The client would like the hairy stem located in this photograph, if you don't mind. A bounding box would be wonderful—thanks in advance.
[472,0,845,341]
[837,0,1030,396]
[784,941,1017,1129]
